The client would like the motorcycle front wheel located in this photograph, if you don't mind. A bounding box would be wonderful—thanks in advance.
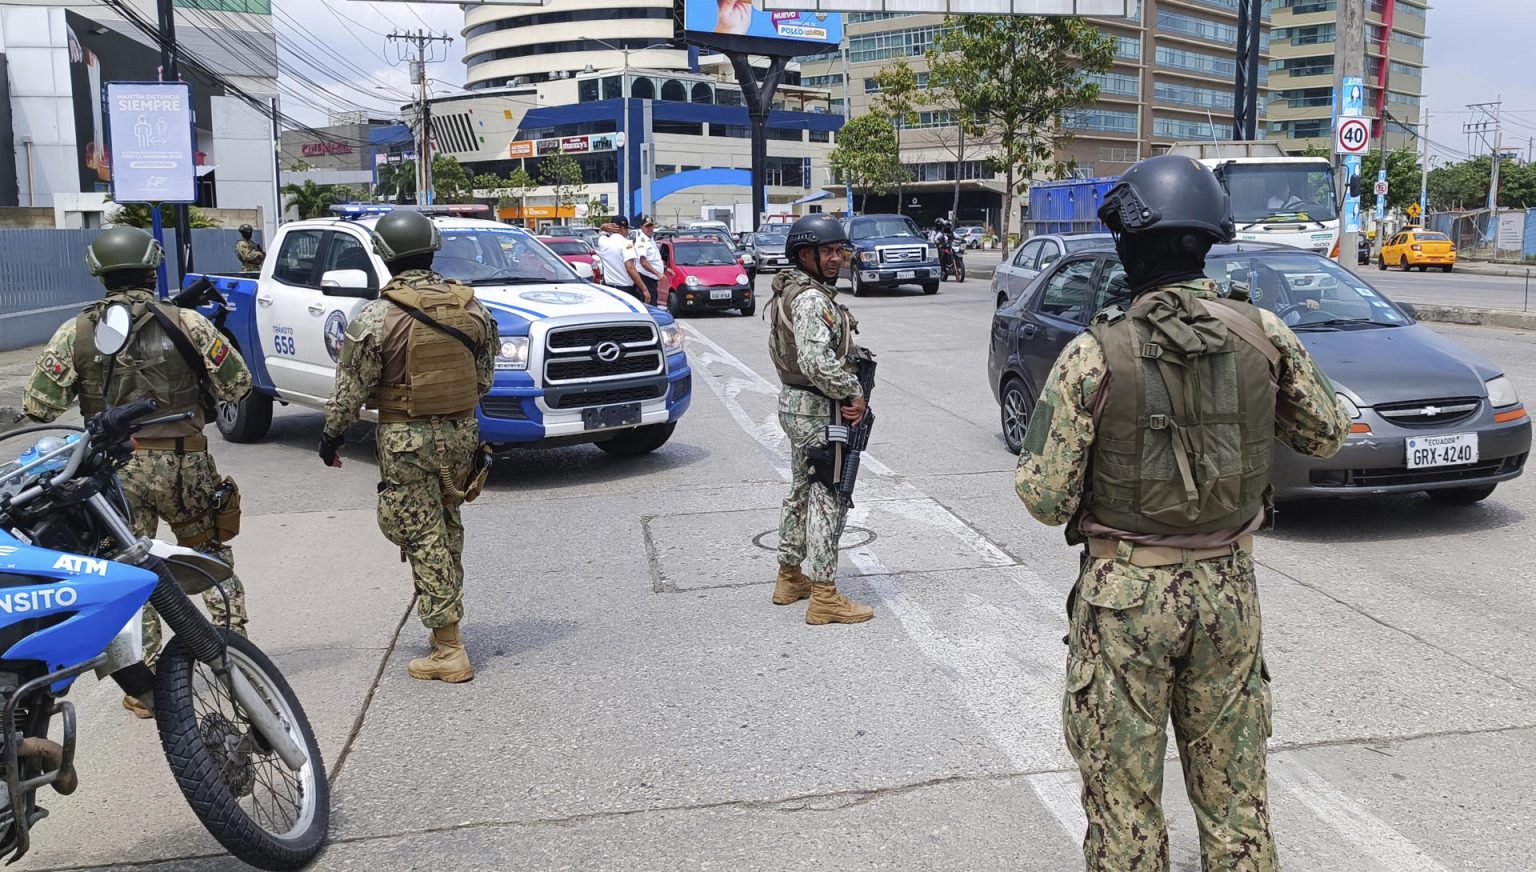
[154,630,329,870]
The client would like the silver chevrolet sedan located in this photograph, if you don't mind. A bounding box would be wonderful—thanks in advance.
[987,243,1531,504]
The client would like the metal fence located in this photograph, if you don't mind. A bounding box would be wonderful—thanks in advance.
[0,228,249,351]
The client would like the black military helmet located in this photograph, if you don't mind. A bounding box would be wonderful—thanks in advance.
[371,209,441,261]
[785,213,848,259]
[238,223,254,235]
[1097,154,1234,244]
[86,226,165,277]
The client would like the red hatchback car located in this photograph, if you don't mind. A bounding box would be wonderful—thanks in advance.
[541,236,602,283]
[660,236,754,316]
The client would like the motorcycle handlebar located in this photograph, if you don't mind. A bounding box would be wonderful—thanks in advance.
[92,399,162,439]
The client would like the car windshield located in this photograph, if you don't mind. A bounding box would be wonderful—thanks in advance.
[850,217,922,240]
[429,228,577,284]
[755,233,787,247]
[545,240,588,255]
[674,241,740,266]
[1064,236,1113,252]
[1223,163,1340,225]
[1203,251,1409,330]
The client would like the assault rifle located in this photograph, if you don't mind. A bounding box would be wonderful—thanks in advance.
[809,353,877,540]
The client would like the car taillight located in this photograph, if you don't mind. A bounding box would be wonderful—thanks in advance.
[1411,244,1422,251]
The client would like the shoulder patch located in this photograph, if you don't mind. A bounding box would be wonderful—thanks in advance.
[207,337,230,366]
[39,350,68,378]
[820,308,836,330]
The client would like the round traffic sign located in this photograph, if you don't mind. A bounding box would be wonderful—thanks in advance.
[1374,180,1389,197]
[1336,118,1371,155]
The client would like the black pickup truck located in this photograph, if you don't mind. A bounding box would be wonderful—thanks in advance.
[842,214,942,296]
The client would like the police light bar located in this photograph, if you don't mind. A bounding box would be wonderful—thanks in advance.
[419,204,490,216]
[329,204,395,219]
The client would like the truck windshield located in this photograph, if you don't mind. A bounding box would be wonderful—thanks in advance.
[850,217,922,240]
[431,229,578,284]
[1222,163,1339,226]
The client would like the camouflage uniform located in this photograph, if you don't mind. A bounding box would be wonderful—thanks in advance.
[235,238,265,271]
[770,270,862,584]
[23,288,254,665]
[323,270,497,630]
[1015,279,1350,871]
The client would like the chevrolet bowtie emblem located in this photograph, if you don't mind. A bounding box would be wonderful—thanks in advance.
[1422,406,1440,416]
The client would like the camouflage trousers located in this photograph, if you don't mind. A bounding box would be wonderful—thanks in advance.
[1063,547,1276,872]
[120,448,248,667]
[375,418,478,630]
[777,408,846,584]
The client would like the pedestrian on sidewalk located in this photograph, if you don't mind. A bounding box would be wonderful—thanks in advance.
[1014,155,1350,871]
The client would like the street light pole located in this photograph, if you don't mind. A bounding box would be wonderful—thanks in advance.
[585,40,672,221]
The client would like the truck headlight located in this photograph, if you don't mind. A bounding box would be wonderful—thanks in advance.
[926,245,939,261]
[495,337,529,371]
[661,322,685,354]
[858,251,877,266]
[1336,392,1361,419]
[685,275,701,287]
[1486,376,1519,408]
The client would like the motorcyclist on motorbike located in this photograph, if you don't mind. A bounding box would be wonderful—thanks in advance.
[931,218,963,281]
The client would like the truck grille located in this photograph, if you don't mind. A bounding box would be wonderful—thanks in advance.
[552,385,663,409]
[547,324,655,350]
[879,246,927,265]
[1375,398,1480,427]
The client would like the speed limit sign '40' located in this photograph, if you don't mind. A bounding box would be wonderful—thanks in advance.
[1335,117,1373,155]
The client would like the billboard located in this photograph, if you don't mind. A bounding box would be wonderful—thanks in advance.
[509,133,618,159]
[105,82,197,203]
[763,1,1130,14]
[683,1,841,56]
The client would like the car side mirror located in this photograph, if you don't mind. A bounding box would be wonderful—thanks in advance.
[1397,301,1418,319]
[93,302,132,357]
[570,261,594,280]
[320,269,372,297]
[1348,174,1361,199]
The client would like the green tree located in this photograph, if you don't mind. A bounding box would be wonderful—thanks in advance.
[282,180,340,220]
[928,15,1116,241]
[871,60,921,215]
[829,113,904,212]
[431,154,472,203]
[587,197,611,226]
[1423,155,1536,211]
[1358,148,1423,212]
[504,166,537,224]
[376,160,416,204]
[107,203,220,229]
[539,150,586,209]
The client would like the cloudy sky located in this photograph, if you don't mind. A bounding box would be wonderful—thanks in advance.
[279,0,1532,167]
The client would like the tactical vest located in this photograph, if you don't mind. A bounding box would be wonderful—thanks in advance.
[371,280,487,423]
[1086,288,1277,536]
[73,292,205,439]
[768,273,852,389]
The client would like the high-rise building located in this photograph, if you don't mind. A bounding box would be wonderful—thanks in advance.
[796,1,1276,229]
[1267,0,1429,153]
[463,0,689,90]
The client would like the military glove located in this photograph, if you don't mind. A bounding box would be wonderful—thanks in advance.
[319,433,345,468]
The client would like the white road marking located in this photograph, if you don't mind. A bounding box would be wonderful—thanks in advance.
[680,322,1451,871]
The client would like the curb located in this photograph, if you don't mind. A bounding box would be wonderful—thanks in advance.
[1448,262,1536,279]
[1408,303,1536,331]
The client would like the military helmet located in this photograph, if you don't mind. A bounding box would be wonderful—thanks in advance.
[785,214,848,259]
[86,226,165,277]
[1097,154,1234,244]
[371,209,441,261]
[238,223,254,235]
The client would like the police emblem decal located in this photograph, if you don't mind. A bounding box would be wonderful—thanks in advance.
[323,310,348,362]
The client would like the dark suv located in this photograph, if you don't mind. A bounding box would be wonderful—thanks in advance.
[842,214,941,296]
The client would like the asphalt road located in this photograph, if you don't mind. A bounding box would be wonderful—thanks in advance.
[1365,265,1536,313]
[4,274,1534,871]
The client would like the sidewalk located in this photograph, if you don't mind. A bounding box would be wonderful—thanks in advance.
[1451,260,1536,278]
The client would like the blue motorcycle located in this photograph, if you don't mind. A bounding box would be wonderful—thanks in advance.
[0,304,328,868]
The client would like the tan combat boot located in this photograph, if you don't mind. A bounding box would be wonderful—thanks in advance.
[122,694,152,719]
[407,623,475,683]
[772,564,813,605]
[805,583,875,625]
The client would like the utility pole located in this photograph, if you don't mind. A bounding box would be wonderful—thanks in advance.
[841,40,854,218]
[155,0,193,281]
[388,30,452,206]
[1372,108,1391,260]
[1333,0,1366,272]
[1418,105,1430,223]
[1232,0,1263,140]
[1465,99,1503,247]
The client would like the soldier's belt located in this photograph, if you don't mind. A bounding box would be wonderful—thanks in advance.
[1087,535,1253,567]
[135,434,208,452]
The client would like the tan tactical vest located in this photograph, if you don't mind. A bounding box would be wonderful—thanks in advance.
[769,275,852,389]
[1085,289,1277,535]
[73,294,205,439]
[371,281,487,423]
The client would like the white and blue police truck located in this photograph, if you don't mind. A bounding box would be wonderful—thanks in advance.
[185,205,692,455]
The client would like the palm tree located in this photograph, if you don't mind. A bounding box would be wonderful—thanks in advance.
[282,180,340,220]
[376,161,417,204]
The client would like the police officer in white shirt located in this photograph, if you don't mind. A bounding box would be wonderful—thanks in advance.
[634,215,666,305]
[597,216,650,303]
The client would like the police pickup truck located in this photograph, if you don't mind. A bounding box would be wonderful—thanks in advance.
[842,213,942,296]
[186,205,692,455]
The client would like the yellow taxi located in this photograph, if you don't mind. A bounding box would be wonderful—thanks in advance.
[1379,228,1456,272]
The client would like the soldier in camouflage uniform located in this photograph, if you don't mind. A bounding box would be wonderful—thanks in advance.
[767,214,874,625]
[1014,156,1350,871]
[235,224,265,272]
[22,226,254,717]
[321,209,497,683]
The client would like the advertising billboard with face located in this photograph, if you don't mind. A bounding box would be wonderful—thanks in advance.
[683,1,842,56]
[762,0,1129,13]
